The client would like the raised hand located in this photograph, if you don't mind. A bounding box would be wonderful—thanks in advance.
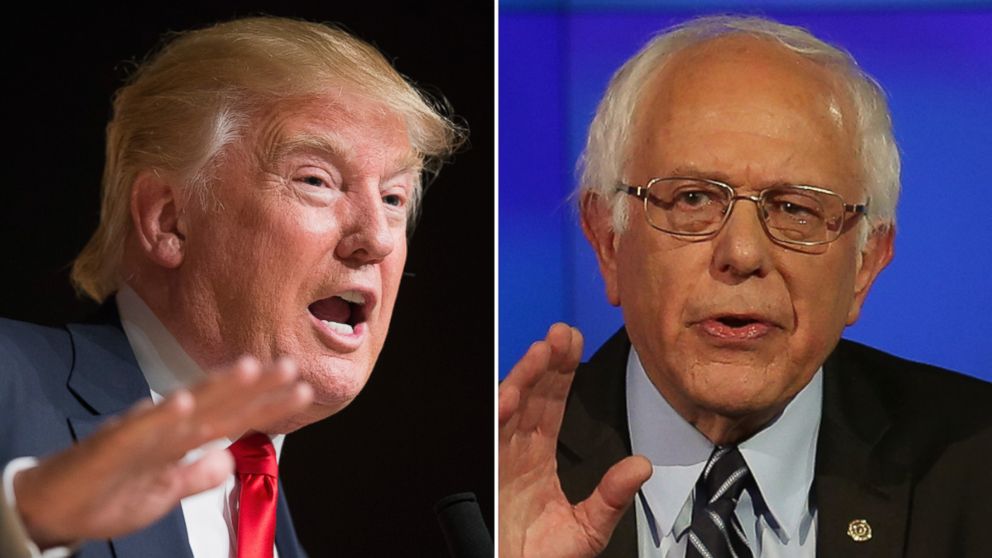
[12,357,312,550]
[499,323,651,558]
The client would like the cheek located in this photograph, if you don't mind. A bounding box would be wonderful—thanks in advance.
[785,250,859,349]
[614,233,656,327]
[196,201,333,318]
[615,232,700,336]
[380,239,408,307]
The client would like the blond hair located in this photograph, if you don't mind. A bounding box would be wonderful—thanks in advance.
[72,17,464,301]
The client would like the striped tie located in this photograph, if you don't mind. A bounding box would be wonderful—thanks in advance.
[685,446,753,558]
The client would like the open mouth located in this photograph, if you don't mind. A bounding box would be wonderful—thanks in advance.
[699,314,775,340]
[308,291,369,336]
[716,316,759,328]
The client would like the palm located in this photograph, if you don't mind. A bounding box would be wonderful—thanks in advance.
[499,324,651,558]
[14,358,312,549]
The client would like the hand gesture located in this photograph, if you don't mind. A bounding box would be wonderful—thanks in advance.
[12,357,312,550]
[499,324,651,558]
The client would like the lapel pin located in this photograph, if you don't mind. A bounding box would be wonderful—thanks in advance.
[847,519,872,542]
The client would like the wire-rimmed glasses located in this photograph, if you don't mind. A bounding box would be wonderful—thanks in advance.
[617,176,869,247]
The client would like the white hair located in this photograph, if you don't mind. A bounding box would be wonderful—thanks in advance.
[578,15,900,241]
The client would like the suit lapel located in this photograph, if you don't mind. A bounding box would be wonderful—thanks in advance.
[275,481,307,558]
[66,320,195,558]
[815,341,911,558]
[106,515,194,558]
[67,321,150,416]
[557,328,638,558]
[563,332,917,558]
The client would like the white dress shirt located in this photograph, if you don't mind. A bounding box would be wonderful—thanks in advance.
[627,347,821,557]
[0,286,283,558]
[117,286,283,558]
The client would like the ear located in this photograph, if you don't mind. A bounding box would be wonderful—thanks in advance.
[130,170,188,269]
[580,191,622,306]
[846,224,895,325]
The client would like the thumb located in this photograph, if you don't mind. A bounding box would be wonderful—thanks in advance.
[573,455,652,550]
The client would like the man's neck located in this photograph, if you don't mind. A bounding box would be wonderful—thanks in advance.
[116,284,207,402]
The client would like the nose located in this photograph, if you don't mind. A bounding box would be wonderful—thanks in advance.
[710,199,773,282]
[335,189,396,264]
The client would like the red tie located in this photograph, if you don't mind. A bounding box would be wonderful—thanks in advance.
[229,433,278,558]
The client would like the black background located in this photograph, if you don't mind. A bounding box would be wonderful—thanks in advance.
[1,2,493,556]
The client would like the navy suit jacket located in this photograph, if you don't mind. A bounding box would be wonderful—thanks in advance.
[558,329,992,557]
[0,314,307,558]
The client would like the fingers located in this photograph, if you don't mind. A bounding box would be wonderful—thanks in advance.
[573,455,652,549]
[499,341,549,439]
[562,324,584,373]
[509,324,582,437]
[498,384,520,426]
[499,323,585,498]
[85,391,196,466]
[173,448,235,498]
[501,323,580,391]
[545,322,582,374]
[501,340,551,395]
[530,325,583,437]
[499,323,583,441]
[185,357,311,442]
[234,379,314,437]
[12,355,313,548]
[92,357,310,468]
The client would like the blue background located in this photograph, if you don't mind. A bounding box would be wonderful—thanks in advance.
[499,3,992,380]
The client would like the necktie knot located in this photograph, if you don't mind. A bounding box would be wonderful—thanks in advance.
[700,445,752,506]
[686,446,754,558]
[229,433,278,558]
[229,433,278,477]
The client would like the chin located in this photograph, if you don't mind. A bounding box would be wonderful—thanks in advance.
[299,361,371,415]
[264,382,367,432]
[690,365,787,416]
[262,411,319,435]
[699,394,776,420]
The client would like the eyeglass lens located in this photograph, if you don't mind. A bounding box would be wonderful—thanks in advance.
[644,178,846,243]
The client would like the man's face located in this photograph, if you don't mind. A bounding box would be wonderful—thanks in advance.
[585,37,892,435]
[175,92,417,427]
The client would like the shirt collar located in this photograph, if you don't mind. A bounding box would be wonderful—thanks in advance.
[626,346,821,543]
[116,285,284,459]
[739,366,821,540]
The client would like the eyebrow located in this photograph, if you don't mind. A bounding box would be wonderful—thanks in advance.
[663,165,829,190]
[267,133,345,165]
[665,165,733,183]
[263,132,422,179]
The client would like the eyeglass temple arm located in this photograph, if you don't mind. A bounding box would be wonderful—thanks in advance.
[617,184,648,199]
[845,201,869,215]
[621,183,869,214]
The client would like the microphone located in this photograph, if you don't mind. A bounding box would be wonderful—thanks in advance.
[434,492,493,558]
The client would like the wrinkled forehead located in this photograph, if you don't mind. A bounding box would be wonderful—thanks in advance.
[251,92,421,175]
[626,35,860,187]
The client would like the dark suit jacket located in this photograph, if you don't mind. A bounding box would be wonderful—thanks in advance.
[557,328,992,557]
[0,316,307,558]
